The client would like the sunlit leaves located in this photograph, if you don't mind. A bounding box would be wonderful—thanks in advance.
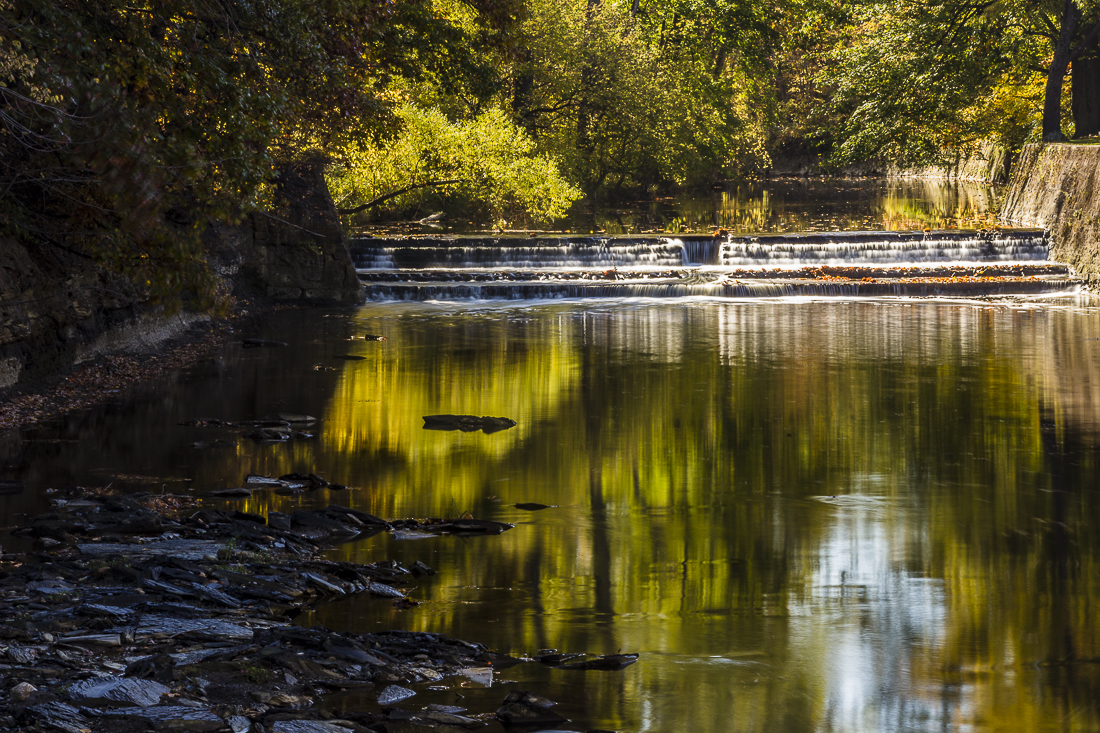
[328,104,581,223]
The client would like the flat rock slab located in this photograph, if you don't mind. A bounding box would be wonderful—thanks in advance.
[69,676,170,707]
[96,705,223,731]
[272,721,362,733]
[78,539,224,560]
[130,614,253,643]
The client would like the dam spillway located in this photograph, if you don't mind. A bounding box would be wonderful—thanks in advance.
[349,229,1078,300]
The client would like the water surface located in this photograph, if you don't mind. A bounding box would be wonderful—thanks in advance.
[5,296,1100,732]
[360,178,1002,235]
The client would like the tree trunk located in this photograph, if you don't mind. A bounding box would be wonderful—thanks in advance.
[1072,54,1100,137]
[1043,0,1081,142]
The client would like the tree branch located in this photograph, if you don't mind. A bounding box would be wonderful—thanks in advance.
[337,179,464,215]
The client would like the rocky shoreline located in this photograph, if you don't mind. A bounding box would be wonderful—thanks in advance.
[0,485,634,732]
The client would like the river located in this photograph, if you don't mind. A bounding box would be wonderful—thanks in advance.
[4,180,1100,732]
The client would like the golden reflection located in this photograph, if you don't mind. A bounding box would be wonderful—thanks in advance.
[207,301,1100,732]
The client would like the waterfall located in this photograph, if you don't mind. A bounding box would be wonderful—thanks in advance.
[351,230,1047,271]
[348,229,1074,301]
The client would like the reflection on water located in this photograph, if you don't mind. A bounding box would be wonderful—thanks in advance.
[570,178,1001,235]
[5,298,1100,732]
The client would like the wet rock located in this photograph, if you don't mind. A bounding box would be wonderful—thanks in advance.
[392,530,435,541]
[243,338,287,347]
[549,652,639,671]
[325,504,388,526]
[302,571,347,595]
[96,704,224,731]
[422,414,516,434]
[68,676,170,707]
[246,474,285,485]
[513,503,553,511]
[292,510,360,538]
[366,581,405,599]
[495,690,568,727]
[61,633,122,646]
[78,539,225,560]
[10,681,36,702]
[422,710,484,727]
[410,561,435,576]
[246,427,292,442]
[449,518,514,534]
[378,685,416,706]
[25,702,92,733]
[457,667,492,686]
[264,412,317,424]
[272,722,362,733]
[229,716,252,733]
[132,614,254,643]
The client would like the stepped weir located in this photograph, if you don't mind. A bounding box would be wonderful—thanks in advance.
[350,229,1079,300]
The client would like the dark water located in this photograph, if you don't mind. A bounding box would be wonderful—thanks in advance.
[364,178,1002,236]
[5,296,1100,732]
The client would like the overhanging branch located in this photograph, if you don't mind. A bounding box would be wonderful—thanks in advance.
[337,179,464,216]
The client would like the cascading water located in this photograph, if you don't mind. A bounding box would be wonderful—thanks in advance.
[348,229,1076,300]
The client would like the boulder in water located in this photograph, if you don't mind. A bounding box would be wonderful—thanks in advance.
[422,414,516,433]
[496,690,568,727]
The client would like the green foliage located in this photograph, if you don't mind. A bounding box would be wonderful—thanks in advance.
[511,0,771,195]
[820,0,1086,168]
[328,104,581,225]
[0,0,481,308]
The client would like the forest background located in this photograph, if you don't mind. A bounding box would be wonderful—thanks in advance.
[1,0,1098,306]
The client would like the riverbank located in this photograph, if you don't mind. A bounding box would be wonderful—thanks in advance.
[0,482,624,732]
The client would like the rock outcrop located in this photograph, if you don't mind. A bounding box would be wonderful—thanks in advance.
[1001,143,1100,285]
[205,156,364,305]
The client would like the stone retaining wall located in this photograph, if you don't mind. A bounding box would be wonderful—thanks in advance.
[1001,143,1100,285]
